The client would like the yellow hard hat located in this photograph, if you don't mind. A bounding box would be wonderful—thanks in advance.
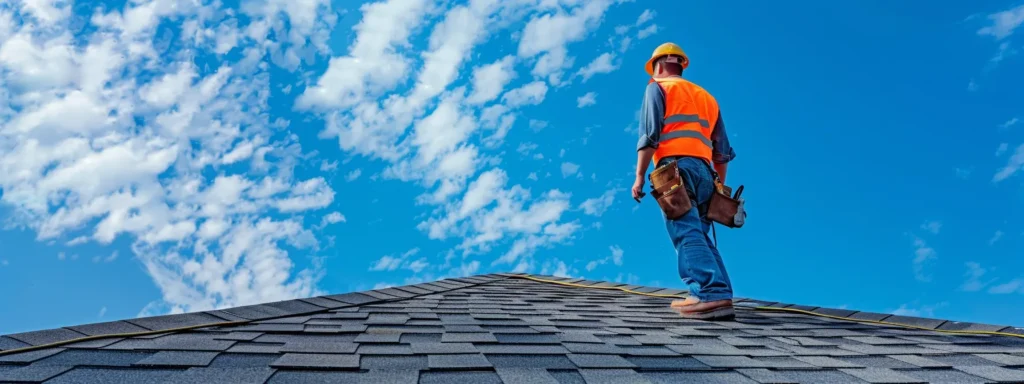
[645,42,689,75]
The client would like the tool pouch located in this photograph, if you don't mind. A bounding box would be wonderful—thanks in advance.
[707,183,746,228]
[649,161,692,220]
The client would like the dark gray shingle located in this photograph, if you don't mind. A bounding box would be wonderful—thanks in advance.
[0,364,74,382]
[270,353,360,369]
[4,273,1024,384]
[133,351,219,367]
[5,328,86,346]
[67,321,149,336]
[427,353,492,369]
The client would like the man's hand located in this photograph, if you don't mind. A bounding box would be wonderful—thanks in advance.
[632,176,646,202]
[634,148,655,203]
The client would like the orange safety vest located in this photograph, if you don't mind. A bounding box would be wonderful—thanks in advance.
[650,77,719,167]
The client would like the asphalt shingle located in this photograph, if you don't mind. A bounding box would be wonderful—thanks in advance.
[839,367,929,383]
[737,368,869,384]
[0,348,65,363]
[566,353,636,368]
[4,273,1024,384]
[34,349,152,367]
[66,321,149,337]
[46,367,183,384]
[5,328,86,346]
[427,353,493,369]
[495,367,560,384]
[270,353,360,369]
[0,364,74,382]
[175,367,277,383]
[954,365,1024,382]
[126,312,226,331]
[133,351,219,367]
[419,370,503,384]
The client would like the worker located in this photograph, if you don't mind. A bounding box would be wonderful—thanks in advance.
[632,42,737,320]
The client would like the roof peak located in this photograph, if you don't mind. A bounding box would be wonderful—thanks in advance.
[3,273,1021,356]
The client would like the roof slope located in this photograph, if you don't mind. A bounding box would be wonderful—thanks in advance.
[1,273,1023,383]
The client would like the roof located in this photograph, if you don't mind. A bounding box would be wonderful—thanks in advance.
[2,273,1024,383]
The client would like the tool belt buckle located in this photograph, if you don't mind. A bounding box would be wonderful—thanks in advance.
[707,182,746,228]
[649,160,692,220]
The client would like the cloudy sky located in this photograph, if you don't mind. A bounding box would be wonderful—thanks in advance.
[1,1,1023,334]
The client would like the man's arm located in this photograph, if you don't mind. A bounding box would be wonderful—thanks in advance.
[636,147,656,182]
[636,82,665,180]
[710,110,736,184]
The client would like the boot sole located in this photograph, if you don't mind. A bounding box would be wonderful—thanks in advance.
[673,305,735,321]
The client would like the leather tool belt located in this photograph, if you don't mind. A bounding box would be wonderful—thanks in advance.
[648,159,747,227]
[707,182,746,228]
[648,160,691,220]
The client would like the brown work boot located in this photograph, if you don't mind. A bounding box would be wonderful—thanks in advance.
[670,297,700,308]
[672,299,735,321]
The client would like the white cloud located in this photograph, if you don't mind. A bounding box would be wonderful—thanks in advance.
[0,0,342,316]
[614,272,639,285]
[911,236,936,282]
[561,162,581,178]
[98,306,107,318]
[954,167,973,180]
[989,230,1004,245]
[989,279,1024,294]
[997,143,1009,156]
[320,160,339,171]
[961,262,996,292]
[993,143,1024,182]
[529,119,548,132]
[370,255,404,271]
[468,55,517,105]
[66,236,88,246]
[319,211,346,227]
[576,52,618,82]
[346,169,362,181]
[527,172,538,181]
[977,4,1024,40]
[586,245,623,271]
[580,188,617,216]
[920,221,942,235]
[517,142,538,156]
[503,81,548,107]
[637,24,658,39]
[369,248,423,273]
[576,92,597,108]
[891,301,948,317]
[295,0,430,110]
[611,8,655,52]
[517,0,614,84]
[1001,117,1019,129]
[636,9,655,25]
[541,259,572,278]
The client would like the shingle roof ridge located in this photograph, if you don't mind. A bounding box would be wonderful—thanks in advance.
[0,274,512,354]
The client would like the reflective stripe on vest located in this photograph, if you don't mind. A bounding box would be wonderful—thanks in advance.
[651,77,718,166]
[659,127,713,148]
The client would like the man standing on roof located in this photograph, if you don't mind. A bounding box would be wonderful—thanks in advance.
[632,42,737,320]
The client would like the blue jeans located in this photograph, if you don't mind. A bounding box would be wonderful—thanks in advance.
[658,156,733,302]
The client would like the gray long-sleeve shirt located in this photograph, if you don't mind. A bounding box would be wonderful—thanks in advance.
[637,79,736,164]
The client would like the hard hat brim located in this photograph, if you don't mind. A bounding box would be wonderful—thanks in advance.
[645,55,689,76]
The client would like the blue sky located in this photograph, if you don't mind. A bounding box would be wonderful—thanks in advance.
[1,0,1023,335]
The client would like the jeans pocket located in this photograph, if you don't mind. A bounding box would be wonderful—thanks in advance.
[657,184,693,220]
